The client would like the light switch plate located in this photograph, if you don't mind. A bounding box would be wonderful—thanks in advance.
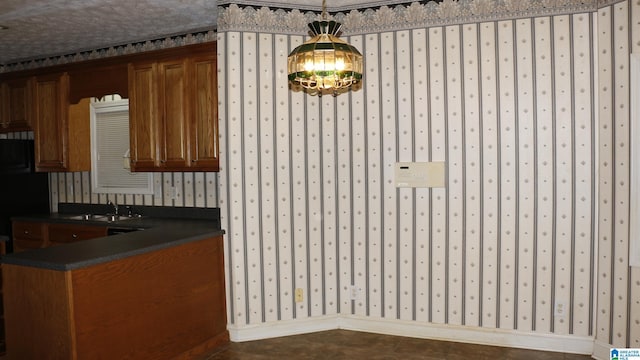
[395,162,446,188]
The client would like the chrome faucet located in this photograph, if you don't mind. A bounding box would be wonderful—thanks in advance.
[107,200,118,215]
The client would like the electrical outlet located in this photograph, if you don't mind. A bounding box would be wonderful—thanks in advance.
[295,288,303,303]
[554,300,566,318]
[165,186,179,200]
[350,285,361,301]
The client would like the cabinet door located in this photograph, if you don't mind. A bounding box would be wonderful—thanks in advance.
[66,98,91,171]
[0,83,5,128]
[33,73,69,172]
[6,78,32,131]
[12,221,46,252]
[158,59,189,169]
[48,223,107,246]
[190,54,219,171]
[128,62,158,171]
[1,78,32,132]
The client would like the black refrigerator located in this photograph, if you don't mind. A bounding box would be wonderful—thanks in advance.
[0,139,50,252]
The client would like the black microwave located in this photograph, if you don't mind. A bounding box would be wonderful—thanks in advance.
[0,139,37,174]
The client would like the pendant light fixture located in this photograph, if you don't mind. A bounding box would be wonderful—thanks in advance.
[287,0,363,96]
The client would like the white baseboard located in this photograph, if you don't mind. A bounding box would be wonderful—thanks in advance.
[228,314,594,356]
[228,315,339,342]
[592,339,613,360]
[338,315,594,355]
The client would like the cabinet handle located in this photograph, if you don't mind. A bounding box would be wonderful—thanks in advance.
[161,160,166,163]
[72,234,78,239]
[24,230,29,235]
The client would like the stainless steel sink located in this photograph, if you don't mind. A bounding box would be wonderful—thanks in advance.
[64,214,137,222]
[64,214,104,221]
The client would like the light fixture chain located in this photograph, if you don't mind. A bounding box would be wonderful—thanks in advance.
[322,0,327,20]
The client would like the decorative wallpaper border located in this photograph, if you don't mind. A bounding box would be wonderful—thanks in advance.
[0,0,624,74]
[218,0,616,34]
[0,30,216,74]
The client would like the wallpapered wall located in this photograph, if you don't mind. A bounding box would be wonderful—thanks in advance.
[0,130,219,210]
[597,1,640,350]
[47,171,219,210]
[4,0,639,353]
[218,0,639,352]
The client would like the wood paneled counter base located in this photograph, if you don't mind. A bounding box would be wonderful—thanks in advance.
[3,235,228,360]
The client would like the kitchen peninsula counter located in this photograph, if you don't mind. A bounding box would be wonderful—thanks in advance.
[3,214,224,270]
[1,208,228,360]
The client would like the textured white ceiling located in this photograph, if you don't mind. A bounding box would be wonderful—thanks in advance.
[0,0,398,65]
[0,0,220,64]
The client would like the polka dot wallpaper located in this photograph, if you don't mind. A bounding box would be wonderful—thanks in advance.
[216,2,640,350]
[597,1,640,350]
[4,0,639,353]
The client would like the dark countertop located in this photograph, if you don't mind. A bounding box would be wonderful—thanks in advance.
[2,207,223,271]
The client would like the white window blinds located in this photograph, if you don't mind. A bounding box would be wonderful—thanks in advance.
[90,98,152,194]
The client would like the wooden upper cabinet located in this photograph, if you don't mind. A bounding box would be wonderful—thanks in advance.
[33,73,90,172]
[128,62,158,171]
[0,83,4,127]
[33,73,68,171]
[128,46,219,172]
[0,42,218,172]
[190,54,219,170]
[158,59,190,169]
[0,77,32,132]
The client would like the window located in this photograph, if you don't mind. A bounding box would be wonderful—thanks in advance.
[90,97,153,194]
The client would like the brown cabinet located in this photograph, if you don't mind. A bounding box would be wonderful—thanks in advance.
[189,54,219,169]
[128,62,158,170]
[32,73,90,172]
[12,221,107,251]
[3,235,228,359]
[0,42,217,172]
[128,47,218,172]
[0,77,32,132]
[12,221,46,252]
[33,73,68,171]
[47,223,107,246]
[158,58,190,169]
